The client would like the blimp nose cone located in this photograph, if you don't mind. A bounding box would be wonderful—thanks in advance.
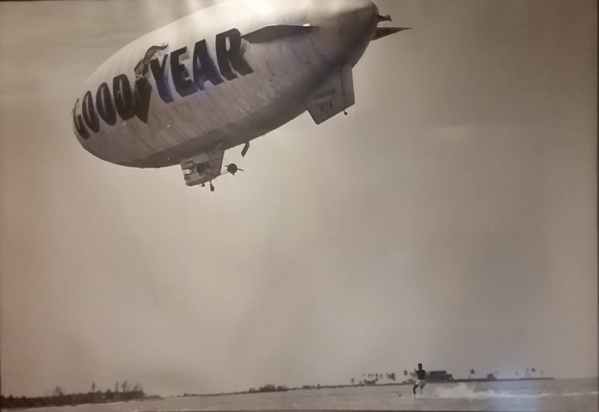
[335,0,378,26]
[333,0,379,64]
[300,0,380,67]
[310,0,377,25]
[340,0,377,15]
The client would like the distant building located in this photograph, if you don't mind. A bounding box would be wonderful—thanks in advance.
[427,370,454,382]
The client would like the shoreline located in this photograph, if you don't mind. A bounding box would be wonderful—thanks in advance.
[0,377,562,409]
[194,377,556,398]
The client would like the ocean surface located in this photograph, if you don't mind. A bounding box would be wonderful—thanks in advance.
[10,378,598,412]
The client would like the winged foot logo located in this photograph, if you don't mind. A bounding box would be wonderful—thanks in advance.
[73,28,253,140]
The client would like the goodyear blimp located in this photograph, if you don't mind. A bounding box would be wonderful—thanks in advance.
[72,0,408,191]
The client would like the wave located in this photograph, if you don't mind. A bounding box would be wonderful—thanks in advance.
[425,383,599,400]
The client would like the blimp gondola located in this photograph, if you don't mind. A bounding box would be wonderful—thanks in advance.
[72,0,409,191]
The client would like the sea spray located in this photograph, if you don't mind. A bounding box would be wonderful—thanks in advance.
[426,382,598,400]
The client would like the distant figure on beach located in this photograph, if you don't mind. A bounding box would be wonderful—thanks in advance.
[412,363,427,397]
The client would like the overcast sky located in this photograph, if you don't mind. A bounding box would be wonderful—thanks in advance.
[1,0,597,397]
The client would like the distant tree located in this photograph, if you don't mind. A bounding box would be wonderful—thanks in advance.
[114,381,120,393]
[469,369,476,378]
[90,382,97,393]
[53,386,65,397]
[350,378,355,385]
[403,370,408,377]
[121,380,129,393]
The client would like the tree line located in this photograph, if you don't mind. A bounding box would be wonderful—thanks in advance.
[1,381,145,409]
[349,367,544,385]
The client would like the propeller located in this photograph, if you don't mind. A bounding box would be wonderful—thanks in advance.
[226,163,244,175]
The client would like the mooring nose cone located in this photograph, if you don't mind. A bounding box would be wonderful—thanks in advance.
[339,0,377,17]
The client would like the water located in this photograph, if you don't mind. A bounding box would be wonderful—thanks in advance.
[9,379,598,412]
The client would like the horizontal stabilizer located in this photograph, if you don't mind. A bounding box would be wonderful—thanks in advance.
[372,27,411,40]
[307,66,354,125]
[243,24,318,43]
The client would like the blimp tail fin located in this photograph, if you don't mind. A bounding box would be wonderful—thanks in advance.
[243,24,317,43]
[372,27,411,41]
[307,66,355,125]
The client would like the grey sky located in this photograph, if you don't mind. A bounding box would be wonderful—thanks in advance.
[1,0,597,397]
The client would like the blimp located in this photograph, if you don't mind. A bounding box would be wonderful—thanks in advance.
[72,0,409,191]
